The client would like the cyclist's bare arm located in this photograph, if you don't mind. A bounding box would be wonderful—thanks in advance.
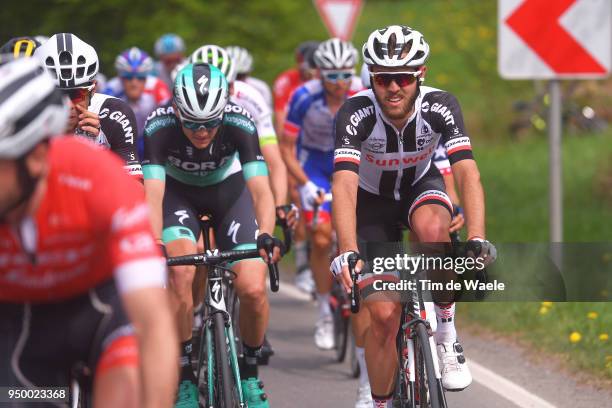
[279,132,309,185]
[246,175,276,236]
[261,143,288,206]
[121,287,178,408]
[332,170,359,253]
[451,159,486,239]
[144,178,165,241]
[442,173,460,205]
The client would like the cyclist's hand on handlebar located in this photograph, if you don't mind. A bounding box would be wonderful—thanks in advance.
[276,203,299,231]
[330,251,362,293]
[257,233,283,263]
[449,205,465,233]
[298,180,324,210]
[466,238,497,267]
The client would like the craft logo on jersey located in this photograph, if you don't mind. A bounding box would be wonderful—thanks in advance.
[186,146,194,157]
[421,101,430,113]
[416,123,434,151]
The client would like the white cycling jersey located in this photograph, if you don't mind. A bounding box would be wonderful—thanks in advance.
[244,76,273,109]
[232,80,277,147]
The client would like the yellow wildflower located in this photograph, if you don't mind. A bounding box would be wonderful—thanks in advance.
[569,332,582,343]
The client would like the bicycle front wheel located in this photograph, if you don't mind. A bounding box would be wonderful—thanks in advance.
[212,311,241,408]
[414,322,445,408]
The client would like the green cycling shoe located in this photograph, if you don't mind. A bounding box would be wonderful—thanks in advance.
[241,377,269,407]
[174,380,199,408]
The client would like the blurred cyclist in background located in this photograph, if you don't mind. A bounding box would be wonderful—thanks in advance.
[274,40,320,294]
[281,38,363,354]
[227,45,273,108]
[105,47,171,158]
[154,33,186,88]
[0,36,40,58]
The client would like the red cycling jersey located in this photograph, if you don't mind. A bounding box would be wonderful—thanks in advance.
[273,68,303,113]
[0,137,166,303]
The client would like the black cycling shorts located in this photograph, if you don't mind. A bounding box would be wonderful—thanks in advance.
[162,172,259,251]
[356,165,452,282]
[0,280,133,407]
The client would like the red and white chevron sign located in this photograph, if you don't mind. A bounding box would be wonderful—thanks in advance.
[499,0,611,79]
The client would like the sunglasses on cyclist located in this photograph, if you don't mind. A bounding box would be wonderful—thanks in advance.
[120,73,147,81]
[321,70,354,83]
[60,87,92,103]
[371,71,422,88]
[181,117,223,131]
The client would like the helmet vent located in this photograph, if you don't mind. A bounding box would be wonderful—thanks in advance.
[388,33,397,58]
[59,51,72,66]
[86,62,96,76]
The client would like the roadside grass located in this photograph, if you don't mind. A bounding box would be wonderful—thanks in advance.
[461,129,612,379]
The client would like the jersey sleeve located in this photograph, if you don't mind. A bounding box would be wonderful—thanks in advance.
[141,107,175,181]
[333,95,376,174]
[425,91,474,165]
[86,144,167,293]
[283,86,310,140]
[224,107,268,181]
[99,97,143,178]
[432,140,452,175]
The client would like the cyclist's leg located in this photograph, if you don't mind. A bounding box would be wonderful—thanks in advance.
[301,152,335,348]
[211,173,270,405]
[403,167,472,391]
[161,180,201,405]
[355,188,404,402]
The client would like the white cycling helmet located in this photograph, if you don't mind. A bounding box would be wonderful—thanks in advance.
[0,58,68,158]
[313,38,358,70]
[35,33,99,89]
[190,45,236,83]
[363,25,429,68]
[173,63,229,122]
[226,46,253,75]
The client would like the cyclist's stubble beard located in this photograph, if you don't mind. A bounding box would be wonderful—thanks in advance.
[372,81,419,127]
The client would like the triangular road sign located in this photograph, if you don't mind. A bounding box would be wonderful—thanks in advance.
[313,0,364,40]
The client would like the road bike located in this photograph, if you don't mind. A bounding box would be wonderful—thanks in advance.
[348,254,448,408]
[167,219,282,408]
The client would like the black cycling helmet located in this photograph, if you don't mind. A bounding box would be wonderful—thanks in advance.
[296,41,320,69]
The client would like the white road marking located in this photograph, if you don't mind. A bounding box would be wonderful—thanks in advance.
[276,280,558,408]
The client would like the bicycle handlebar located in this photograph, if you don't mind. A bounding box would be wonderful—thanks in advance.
[167,248,280,292]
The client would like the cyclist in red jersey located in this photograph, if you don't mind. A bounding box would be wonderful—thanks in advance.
[0,58,177,408]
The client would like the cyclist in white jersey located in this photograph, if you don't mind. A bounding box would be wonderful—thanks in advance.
[192,45,291,214]
[362,63,465,232]
[227,46,273,108]
[330,26,497,407]
[35,33,142,179]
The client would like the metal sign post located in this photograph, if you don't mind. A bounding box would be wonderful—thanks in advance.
[548,80,563,243]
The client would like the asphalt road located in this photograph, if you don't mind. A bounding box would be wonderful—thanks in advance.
[259,279,612,408]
